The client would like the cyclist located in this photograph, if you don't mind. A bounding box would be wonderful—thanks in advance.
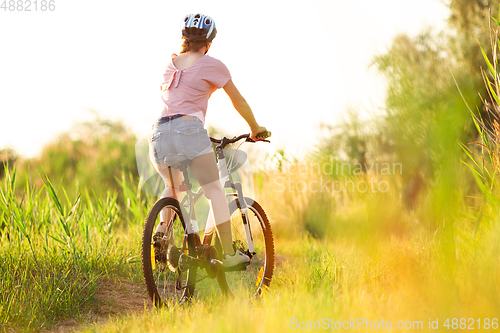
[149,13,267,268]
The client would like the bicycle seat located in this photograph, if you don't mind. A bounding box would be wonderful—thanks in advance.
[171,159,191,172]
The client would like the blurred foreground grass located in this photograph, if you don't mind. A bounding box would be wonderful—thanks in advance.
[84,193,500,332]
[87,165,499,332]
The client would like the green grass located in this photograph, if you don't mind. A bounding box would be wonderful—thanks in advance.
[0,167,149,331]
[1,153,500,332]
[77,229,500,332]
[8,159,487,332]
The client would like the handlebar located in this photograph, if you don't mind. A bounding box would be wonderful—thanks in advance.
[209,131,271,149]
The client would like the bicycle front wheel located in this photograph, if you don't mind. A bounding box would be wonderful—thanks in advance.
[217,197,274,298]
[142,197,196,307]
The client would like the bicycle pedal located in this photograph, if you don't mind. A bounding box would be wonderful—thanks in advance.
[204,259,223,278]
[209,259,223,269]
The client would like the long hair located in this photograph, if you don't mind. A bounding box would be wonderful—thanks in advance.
[180,38,208,53]
[180,27,209,53]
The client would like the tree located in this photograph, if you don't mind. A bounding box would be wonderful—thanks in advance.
[367,0,500,208]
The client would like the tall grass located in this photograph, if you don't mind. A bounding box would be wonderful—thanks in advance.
[81,227,500,332]
[2,134,499,332]
[455,8,500,240]
[0,166,151,331]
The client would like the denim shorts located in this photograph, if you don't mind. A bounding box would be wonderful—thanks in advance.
[149,116,213,166]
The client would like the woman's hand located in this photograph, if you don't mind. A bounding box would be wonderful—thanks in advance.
[250,126,268,141]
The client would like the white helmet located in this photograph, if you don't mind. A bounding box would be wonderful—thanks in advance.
[181,13,217,42]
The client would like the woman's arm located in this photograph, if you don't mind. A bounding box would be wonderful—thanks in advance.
[223,79,267,140]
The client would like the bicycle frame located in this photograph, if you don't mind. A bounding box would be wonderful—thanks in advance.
[142,132,272,306]
[174,143,256,255]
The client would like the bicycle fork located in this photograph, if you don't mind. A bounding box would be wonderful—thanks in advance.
[215,148,256,256]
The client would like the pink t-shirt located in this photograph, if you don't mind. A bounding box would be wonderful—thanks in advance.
[159,54,231,124]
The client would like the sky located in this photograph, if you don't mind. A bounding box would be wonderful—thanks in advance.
[0,0,450,159]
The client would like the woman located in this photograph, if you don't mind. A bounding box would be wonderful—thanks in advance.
[149,13,267,268]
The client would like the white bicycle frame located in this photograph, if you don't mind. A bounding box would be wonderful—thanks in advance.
[178,146,256,253]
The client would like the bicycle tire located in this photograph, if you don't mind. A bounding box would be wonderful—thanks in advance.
[142,197,197,307]
[216,197,274,298]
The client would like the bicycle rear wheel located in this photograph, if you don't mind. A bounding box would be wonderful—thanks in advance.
[142,197,197,307]
[217,197,274,298]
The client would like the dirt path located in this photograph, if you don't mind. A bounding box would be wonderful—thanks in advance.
[50,254,288,332]
[49,278,152,332]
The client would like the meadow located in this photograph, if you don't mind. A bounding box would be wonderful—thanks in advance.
[2,1,500,332]
[2,154,499,332]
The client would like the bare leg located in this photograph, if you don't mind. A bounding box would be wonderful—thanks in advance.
[189,151,234,255]
[202,209,215,245]
[153,163,183,223]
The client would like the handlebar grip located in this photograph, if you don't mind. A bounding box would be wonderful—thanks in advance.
[256,131,272,139]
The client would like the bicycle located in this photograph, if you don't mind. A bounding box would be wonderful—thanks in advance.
[141,132,275,306]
